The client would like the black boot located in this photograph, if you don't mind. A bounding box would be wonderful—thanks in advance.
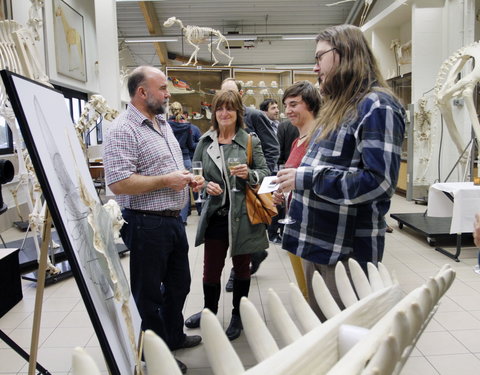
[225,268,235,292]
[185,283,221,328]
[226,278,250,340]
[250,250,268,275]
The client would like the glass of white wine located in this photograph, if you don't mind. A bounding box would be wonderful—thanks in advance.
[227,157,240,192]
[277,164,296,225]
[192,161,204,203]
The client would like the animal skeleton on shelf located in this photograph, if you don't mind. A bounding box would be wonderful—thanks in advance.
[163,16,234,66]
[435,41,480,176]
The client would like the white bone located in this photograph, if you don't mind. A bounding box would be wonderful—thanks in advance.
[311,272,342,319]
[289,282,322,332]
[200,309,245,374]
[349,258,373,299]
[240,297,279,362]
[71,347,102,375]
[144,330,182,375]
[335,262,359,307]
[267,288,302,346]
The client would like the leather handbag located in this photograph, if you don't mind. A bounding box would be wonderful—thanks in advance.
[245,135,277,225]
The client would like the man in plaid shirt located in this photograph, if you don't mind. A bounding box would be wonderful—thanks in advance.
[276,25,406,321]
[104,66,203,373]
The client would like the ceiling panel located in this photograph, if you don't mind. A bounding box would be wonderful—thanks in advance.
[116,0,359,68]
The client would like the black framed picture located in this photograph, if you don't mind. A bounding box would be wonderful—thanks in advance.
[53,0,87,81]
[1,70,140,374]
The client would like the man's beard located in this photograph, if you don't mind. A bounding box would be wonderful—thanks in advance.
[146,96,166,115]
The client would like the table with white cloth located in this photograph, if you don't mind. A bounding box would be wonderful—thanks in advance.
[426,182,480,260]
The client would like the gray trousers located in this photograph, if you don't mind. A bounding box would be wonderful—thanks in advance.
[302,259,351,322]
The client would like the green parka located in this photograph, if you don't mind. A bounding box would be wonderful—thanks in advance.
[193,128,269,256]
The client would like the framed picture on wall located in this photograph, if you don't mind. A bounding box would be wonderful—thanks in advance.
[53,0,87,82]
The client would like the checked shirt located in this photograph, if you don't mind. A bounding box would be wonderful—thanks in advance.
[282,91,406,266]
[104,104,188,211]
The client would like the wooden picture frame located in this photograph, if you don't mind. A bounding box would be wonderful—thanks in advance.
[53,0,87,82]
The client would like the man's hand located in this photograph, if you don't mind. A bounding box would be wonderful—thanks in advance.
[166,170,193,191]
[276,168,296,193]
[190,175,205,192]
[230,164,249,180]
[206,181,223,196]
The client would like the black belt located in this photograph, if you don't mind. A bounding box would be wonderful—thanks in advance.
[125,208,181,217]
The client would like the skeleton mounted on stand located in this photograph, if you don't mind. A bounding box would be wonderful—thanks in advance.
[163,16,234,66]
[435,41,480,179]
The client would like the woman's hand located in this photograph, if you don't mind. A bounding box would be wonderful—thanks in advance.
[276,168,296,193]
[206,181,223,196]
[230,163,249,180]
[272,190,284,205]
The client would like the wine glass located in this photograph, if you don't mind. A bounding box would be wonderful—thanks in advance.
[227,157,240,192]
[192,161,204,203]
[277,164,296,225]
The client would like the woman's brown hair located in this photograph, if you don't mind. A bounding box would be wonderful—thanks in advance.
[211,90,245,132]
[314,24,394,140]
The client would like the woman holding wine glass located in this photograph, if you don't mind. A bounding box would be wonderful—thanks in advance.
[272,81,321,300]
[185,90,270,341]
[275,25,405,321]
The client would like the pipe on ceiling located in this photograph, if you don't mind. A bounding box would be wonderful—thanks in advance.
[345,0,366,25]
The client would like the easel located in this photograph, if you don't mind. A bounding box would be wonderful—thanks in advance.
[27,207,53,375]
[0,208,53,374]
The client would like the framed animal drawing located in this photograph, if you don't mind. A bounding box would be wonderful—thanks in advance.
[53,0,87,82]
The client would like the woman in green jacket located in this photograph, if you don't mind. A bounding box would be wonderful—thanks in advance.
[184,90,269,340]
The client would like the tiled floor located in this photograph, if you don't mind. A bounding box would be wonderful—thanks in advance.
[1,194,480,374]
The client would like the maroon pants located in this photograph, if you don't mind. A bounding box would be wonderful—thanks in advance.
[203,218,251,283]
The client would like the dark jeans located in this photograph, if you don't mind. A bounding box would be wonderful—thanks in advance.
[121,209,191,350]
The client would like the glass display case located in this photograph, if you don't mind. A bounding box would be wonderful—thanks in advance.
[233,68,292,119]
[293,70,317,85]
[165,67,231,133]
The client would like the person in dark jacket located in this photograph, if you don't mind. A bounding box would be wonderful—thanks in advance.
[168,102,195,224]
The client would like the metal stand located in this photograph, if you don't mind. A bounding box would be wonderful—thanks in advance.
[435,233,461,262]
[0,330,51,375]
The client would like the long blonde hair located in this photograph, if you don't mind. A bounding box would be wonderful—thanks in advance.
[314,25,394,140]
[170,101,184,122]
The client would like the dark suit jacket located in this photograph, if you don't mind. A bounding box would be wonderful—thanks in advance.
[244,106,279,173]
[277,120,299,165]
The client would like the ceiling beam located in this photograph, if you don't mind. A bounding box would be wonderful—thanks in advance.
[138,1,169,65]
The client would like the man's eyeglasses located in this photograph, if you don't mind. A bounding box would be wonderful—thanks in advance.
[314,48,336,64]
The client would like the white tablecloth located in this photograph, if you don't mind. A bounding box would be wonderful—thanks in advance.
[427,182,480,234]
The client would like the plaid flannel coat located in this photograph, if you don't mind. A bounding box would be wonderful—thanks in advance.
[282,91,406,266]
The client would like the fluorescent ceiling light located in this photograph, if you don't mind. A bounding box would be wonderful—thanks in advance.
[282,35,317,40]
[225,35,257,41]
[124,37,179,43]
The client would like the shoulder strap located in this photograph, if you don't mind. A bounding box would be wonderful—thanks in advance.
[246,134,253,166]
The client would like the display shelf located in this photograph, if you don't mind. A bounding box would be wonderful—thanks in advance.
[293,70,317,85]
[233,68,292,115]
[166,67,231,133]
